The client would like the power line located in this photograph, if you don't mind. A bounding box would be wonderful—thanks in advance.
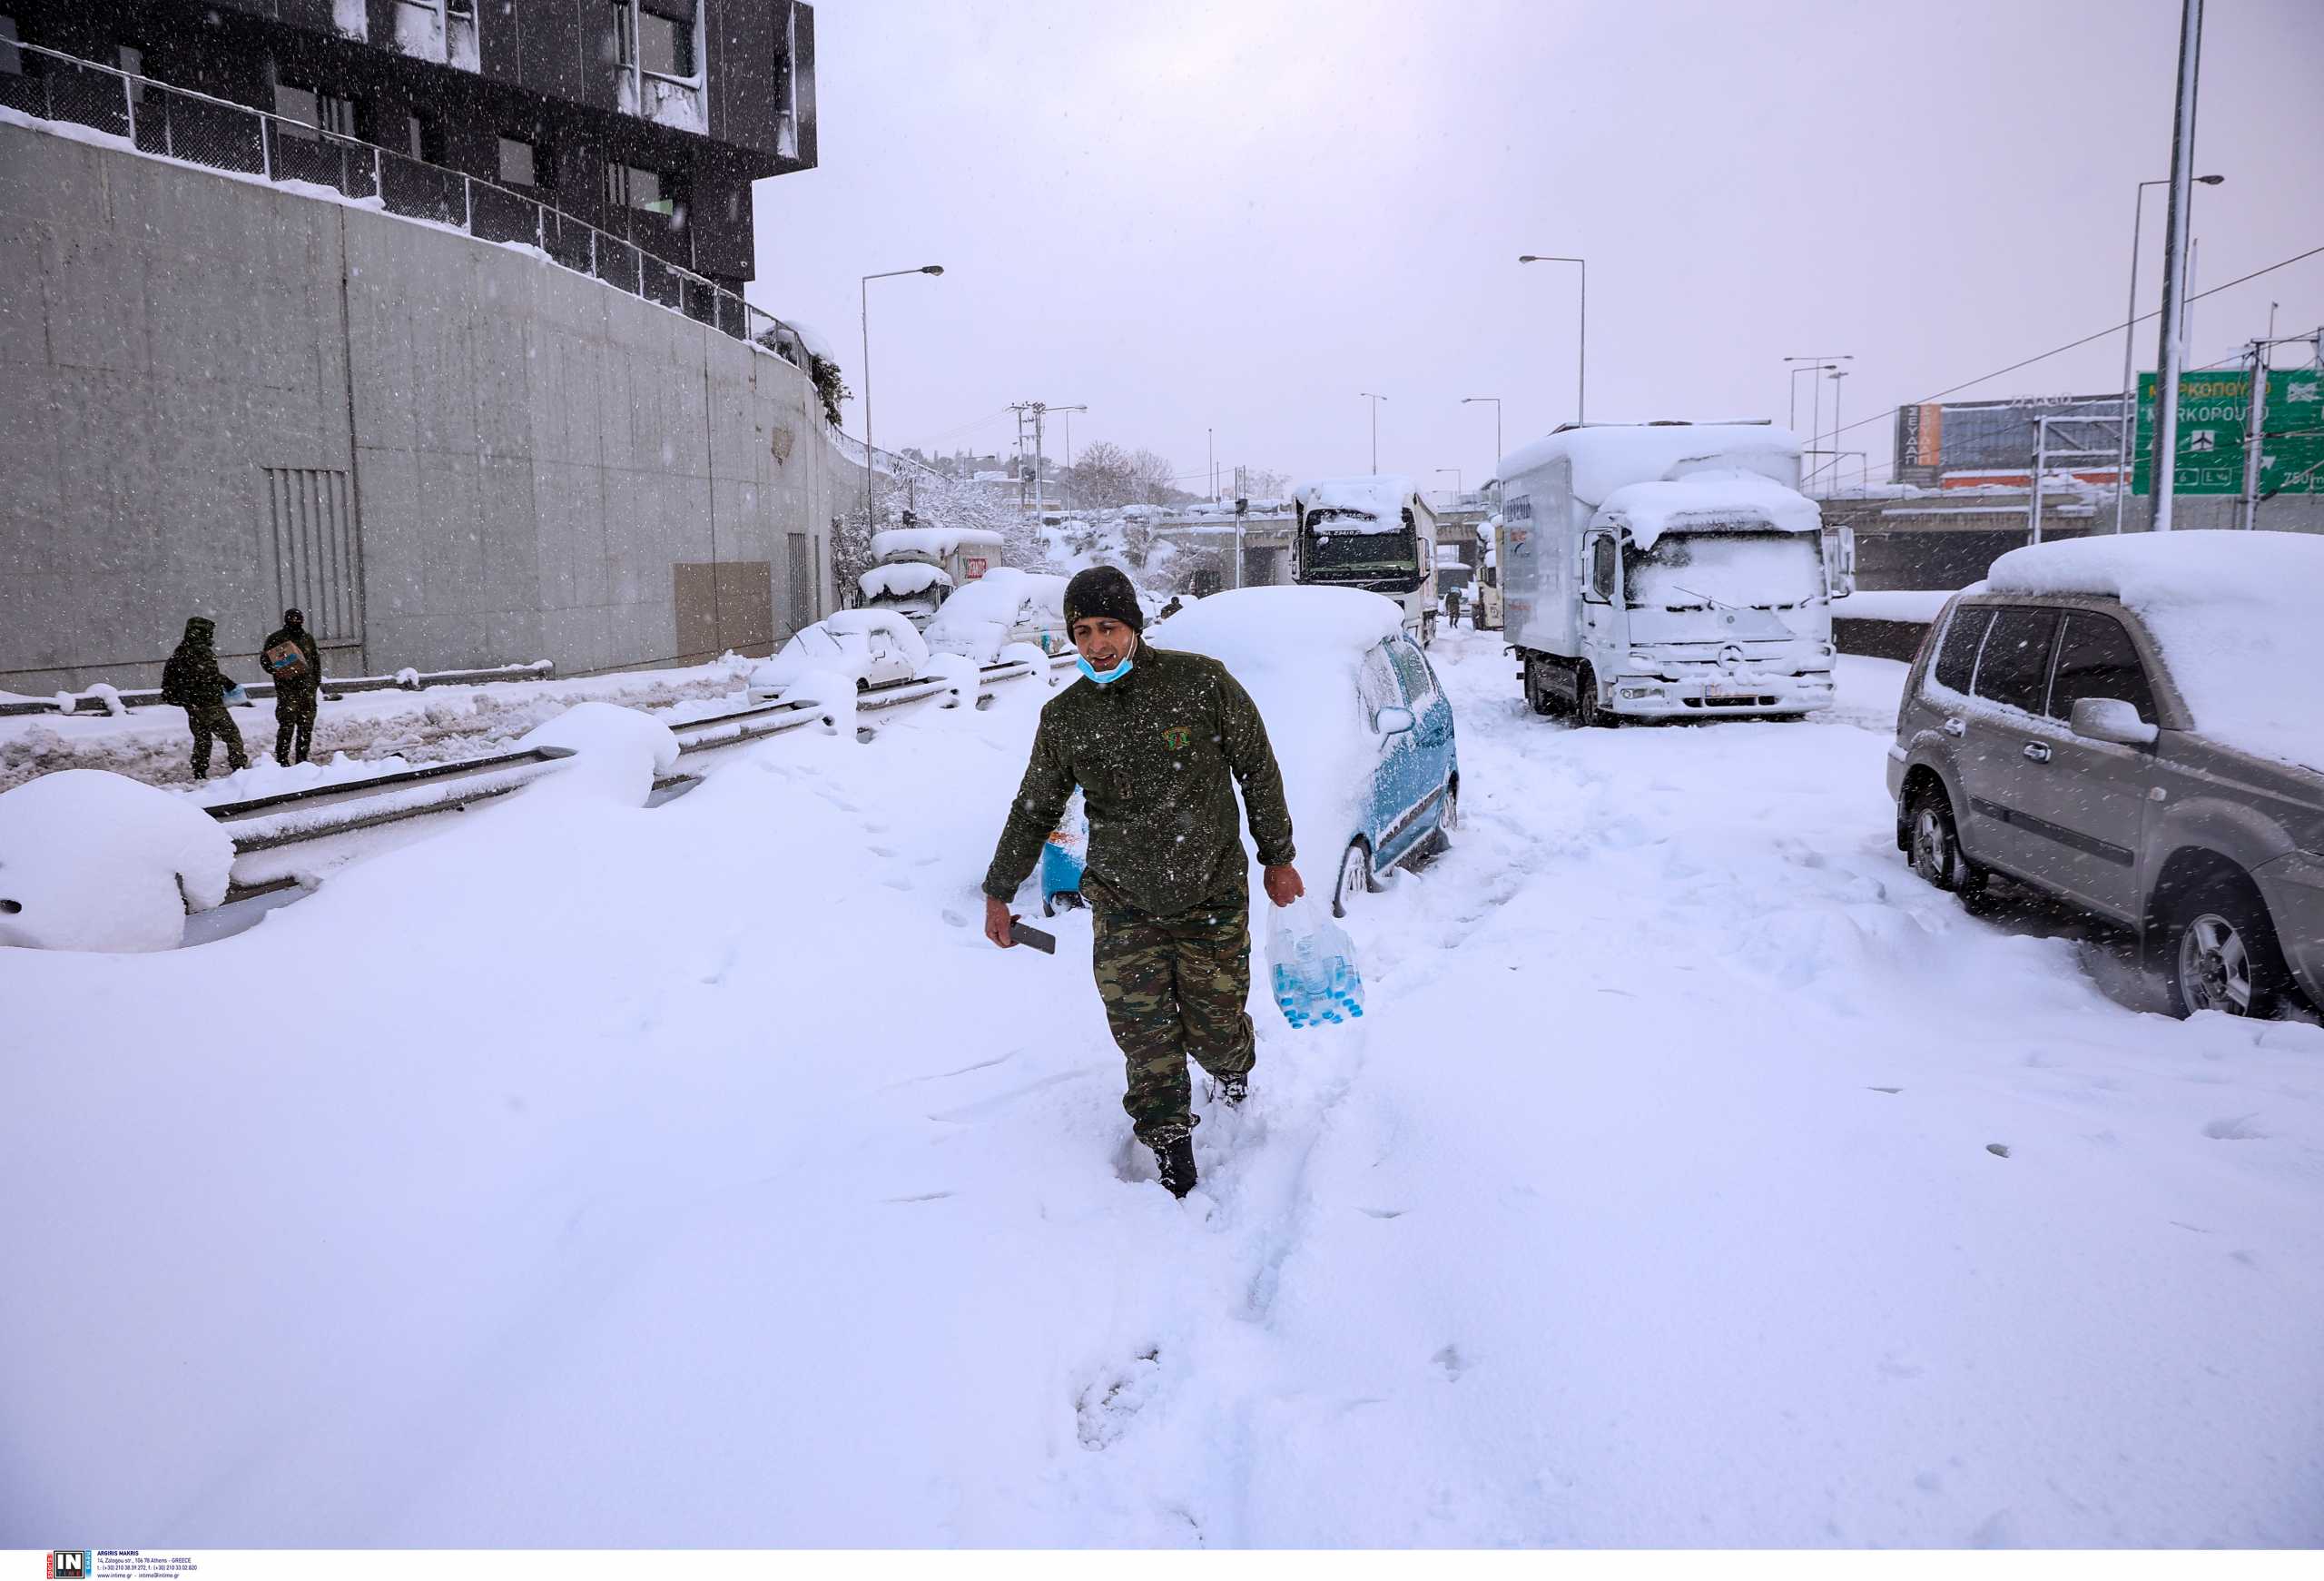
[1834,242,2324,453]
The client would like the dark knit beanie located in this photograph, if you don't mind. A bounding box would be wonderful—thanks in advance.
[1063,566,1144,632]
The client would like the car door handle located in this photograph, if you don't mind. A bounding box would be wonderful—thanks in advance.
[2023,741,2052,763]
[1941,718,1965,737]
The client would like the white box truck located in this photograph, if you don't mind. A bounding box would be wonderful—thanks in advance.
[1498,421,1852,723]
[1291,475,1440,644]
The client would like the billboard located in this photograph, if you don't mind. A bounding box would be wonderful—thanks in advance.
[1892,393,2122,486]
[2132,370,2324,496]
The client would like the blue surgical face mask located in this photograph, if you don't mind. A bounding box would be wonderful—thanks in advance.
[1076,655,1134,686]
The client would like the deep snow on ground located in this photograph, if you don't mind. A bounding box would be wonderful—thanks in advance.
[3,630,2319,1547]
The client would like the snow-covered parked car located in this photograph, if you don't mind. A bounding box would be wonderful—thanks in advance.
[1152,585,1459,917]
[923,568,1071,664]
[1889,530,2324,1020]
[748,610,930,699]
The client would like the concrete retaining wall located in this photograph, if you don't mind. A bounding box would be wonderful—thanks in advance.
[0,117,836,694]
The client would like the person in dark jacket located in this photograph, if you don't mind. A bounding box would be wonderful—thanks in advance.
[159,616,249,779]
[984,566,1305,1200]
[261,608,324,765]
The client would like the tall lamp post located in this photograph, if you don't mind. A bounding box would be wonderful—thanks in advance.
[1518,254,1587,423]
[860,264,945,539]
[1436,467,1462,495]
[2151,0,2207,534]
[1785,353,1851,486]
[1360,392,1386,471]
[1824,368,1852,495]
[1461,395,1502,487]
[2115,173,2224,532]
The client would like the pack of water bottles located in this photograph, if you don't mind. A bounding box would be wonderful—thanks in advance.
[1267,897,1365,1028]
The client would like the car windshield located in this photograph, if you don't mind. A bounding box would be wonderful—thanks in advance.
[1625,531,1821,611]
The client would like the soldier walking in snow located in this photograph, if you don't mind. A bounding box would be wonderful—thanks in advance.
[159,616,250,780]
[983,566,1305,1200]
[261,608,324,765]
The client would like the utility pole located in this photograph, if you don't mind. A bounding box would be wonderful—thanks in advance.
[2239,338,2269,531]
[2152,0,2205,533]
[1360,392,1386,471]
[1785,355,1852,485]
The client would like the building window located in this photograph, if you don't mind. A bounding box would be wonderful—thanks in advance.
[1,16,20,77]
[614,1,694,78]
[117,43,143,103]
[405,112,443,163]
[273,81,355,140]
[497,134,537,187]
[605,160,676,216]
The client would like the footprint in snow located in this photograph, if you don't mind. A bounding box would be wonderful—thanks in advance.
[2202,1113,2270,1141]
[1433,1344,1472,1381]
[1074,1349,1162,1450]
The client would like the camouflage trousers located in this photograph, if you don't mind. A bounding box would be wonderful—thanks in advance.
[1092,900,1256,1146]
[187,704,248,778]
[275,687,317,765]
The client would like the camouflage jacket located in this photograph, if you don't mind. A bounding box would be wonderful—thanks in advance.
[984,645,1295,918]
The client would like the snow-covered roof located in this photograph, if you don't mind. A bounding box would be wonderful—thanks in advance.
[1294,476,1419,529]
[1983,530,2324,774]
[859,562,952,599]
[1502,423,1804,505]
[869,527,1008,562]
[1592,471,1823,551]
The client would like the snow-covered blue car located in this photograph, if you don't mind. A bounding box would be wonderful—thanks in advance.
[1153,586,1458,916]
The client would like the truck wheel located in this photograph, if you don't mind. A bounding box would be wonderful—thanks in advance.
[2162,871,2297,1019]
[1524,657,1555,716]
[1574,664,1610,728]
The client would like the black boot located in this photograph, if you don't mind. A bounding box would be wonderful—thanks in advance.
[1151,1134,1196,1200]
[1209,1072,1247,1108]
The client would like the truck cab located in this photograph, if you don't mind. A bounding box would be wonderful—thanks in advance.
[1291,476,1439,645]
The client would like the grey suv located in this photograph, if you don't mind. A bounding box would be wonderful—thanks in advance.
[1888,588,2324,1019]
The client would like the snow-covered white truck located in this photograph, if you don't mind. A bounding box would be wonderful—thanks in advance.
[1291,476,1439,644]
[1498,421,1851,723]
[860,522,1009,630]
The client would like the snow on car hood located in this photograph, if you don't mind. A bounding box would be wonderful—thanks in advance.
[859,562,952,599]
[868,526,1008,562]
[1984,530,2324,776]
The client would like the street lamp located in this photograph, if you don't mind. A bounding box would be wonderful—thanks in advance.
[1436,467,1463,495]
[1518,254,1587,423]
[1360,392,1386,471]
[1823,368,1851,497]
[860,264,945,541]
[1461,396,1502,489]
[1785,353,1852,488]
[2115,173,2224,532]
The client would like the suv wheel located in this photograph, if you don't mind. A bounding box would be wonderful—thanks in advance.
[2163,873,2294,1019]
[1907,782,1984,900]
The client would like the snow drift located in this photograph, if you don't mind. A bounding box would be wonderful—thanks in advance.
[0,769,234,951]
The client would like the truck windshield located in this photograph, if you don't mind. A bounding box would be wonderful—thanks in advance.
[1305,524,1414,577]
[1625,531,1821,611]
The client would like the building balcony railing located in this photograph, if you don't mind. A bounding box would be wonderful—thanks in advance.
[1,41,812,366]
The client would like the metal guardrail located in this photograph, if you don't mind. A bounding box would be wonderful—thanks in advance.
[205,653,1078,895]
[2,661,558,718]
[1,40,805,357]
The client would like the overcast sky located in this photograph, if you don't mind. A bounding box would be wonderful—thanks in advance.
[752,0,2324,496]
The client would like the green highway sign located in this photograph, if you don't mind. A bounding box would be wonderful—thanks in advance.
[2134,369,2324,495]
